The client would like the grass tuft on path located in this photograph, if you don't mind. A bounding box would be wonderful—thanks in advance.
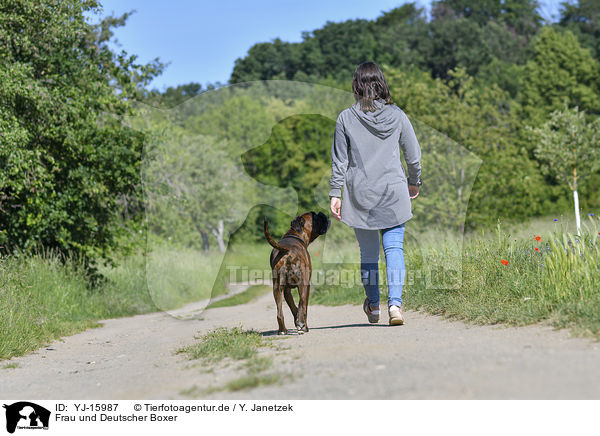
[177,327,288,394]
[176,327,266,362]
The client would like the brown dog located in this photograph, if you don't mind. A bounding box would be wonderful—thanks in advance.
[264,212,330,335]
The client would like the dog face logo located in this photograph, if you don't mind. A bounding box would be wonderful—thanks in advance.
[3,402,50,434]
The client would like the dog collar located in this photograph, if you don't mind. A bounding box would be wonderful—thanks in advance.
[281,233,307,247]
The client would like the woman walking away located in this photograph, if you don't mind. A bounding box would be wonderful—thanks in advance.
[329,62,422,326]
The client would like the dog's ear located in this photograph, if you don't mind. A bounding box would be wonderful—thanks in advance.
[290,216,305,233]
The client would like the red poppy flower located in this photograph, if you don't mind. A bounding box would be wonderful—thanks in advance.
[534,247,540,252]
[501,259,509,266]
[534,235,542,241]
[315,251,320,256]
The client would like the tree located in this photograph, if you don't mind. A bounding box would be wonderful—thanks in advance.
[371,4,431,72]
[0,0,163,263]
[385,66,548,229]
[230,38,303,83]
[528,105,600,234]
[242,114,333,216]
[422,14,492,79]
[144,130,245,252]
[559,0,600,60]
[146,82,223,108]
[432,0,542,36]
[519,26,600,128]
[423,0,541,80]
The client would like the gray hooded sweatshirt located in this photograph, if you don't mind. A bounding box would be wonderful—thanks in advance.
[329,99,421,230]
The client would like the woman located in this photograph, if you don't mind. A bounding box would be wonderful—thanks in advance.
[329,62,422,326]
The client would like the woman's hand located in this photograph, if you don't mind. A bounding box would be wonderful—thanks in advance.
[408,185,419,199]
[330,197,342,221]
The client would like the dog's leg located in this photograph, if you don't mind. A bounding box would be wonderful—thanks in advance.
[284,286,298,321]
[296,282,310,333]
[273,276,286,335]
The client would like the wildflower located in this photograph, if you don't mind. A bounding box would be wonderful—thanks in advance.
[315,251,320,256]
[534,247,540,252]
[533,235,542,241]
[589,213,595,217]
[501,259,509,266]
[553,218,558,221]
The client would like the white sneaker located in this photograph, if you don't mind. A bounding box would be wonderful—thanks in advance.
[389,305,404,325]
[363,298,380,323]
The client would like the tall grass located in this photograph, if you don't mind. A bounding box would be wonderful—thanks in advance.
[311,215,600,339]
[0,252,153,360]
[0,239,273,360]
[144,241,273,310]
[406,217,600,336]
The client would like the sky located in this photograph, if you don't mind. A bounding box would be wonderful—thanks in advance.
[88,0,563,91]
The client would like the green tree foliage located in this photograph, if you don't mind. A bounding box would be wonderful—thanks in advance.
[143,129,246,252]
[242,114,333,212]
[434,0,542,35]
[370,3,430,70]
[559,0,600,60]
[518,26,600,127]
[230,38,303,82]
[386,66,548,228]
[0,0,162,262]
[145,82,222,108]
[230,1,542,90]
[528,105,600,209]
[142,85,308,249]
[423,12,492,78]
[231,19,377,84]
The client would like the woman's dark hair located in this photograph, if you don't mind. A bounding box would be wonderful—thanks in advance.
[352,62,393,112]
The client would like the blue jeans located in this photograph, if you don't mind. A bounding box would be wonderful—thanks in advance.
[354,223,406,308]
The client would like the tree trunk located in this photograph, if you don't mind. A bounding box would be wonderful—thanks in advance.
[200,231,210,252]
[211,220,226,253]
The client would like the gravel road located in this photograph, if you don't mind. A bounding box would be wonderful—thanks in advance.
[2,283,600,400]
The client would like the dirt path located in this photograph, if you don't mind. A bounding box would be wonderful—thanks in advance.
[2,283,600,399]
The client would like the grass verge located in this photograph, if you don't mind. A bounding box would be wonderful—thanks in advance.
[311,216,600,339]
[0,252,154,360]
[0,239,272,361]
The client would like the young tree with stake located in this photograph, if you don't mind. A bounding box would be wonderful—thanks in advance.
[528,105,600,234]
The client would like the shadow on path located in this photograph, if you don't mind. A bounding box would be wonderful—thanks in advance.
[262,323,391,336]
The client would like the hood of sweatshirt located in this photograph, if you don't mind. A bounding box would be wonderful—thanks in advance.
[349,98,400,139]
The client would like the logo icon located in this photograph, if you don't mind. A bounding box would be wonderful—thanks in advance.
[3,402,50,434]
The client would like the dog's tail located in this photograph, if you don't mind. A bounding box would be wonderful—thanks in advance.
[264,217,289,252]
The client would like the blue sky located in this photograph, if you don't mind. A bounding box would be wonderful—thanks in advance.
[88,0,562,91]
